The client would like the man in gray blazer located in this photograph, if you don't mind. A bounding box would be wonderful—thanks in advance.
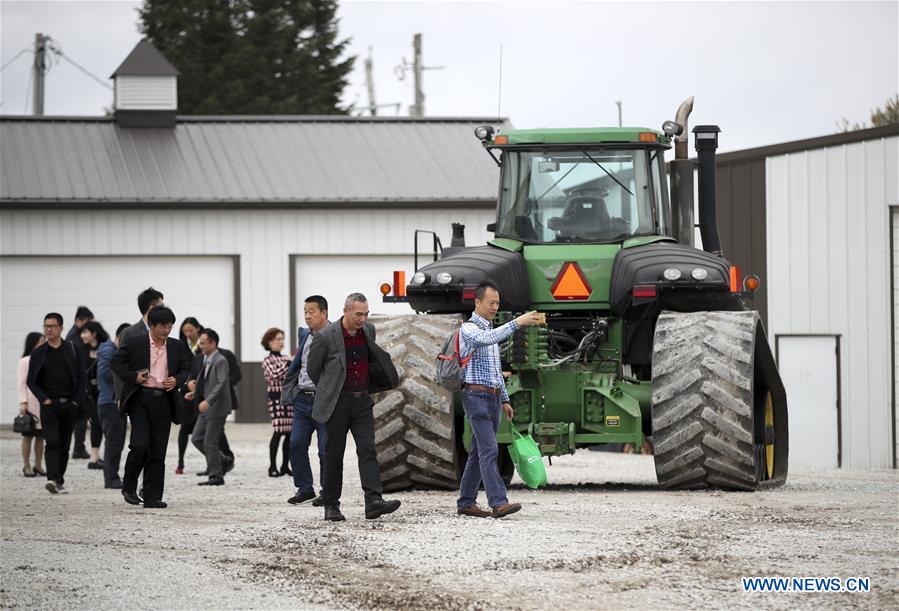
[308,292,400,521]
[189,329,232,486]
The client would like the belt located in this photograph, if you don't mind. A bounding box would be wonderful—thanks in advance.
[341,390,368,399]
[49,397,73,403]
[140,388,166,397]
[298,389,316,396]
[464,384,502,395]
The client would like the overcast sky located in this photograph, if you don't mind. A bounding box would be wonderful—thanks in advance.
[1,0,896,153]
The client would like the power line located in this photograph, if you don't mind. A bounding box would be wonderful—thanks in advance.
[57,51,113,91]
[1,46,31,72]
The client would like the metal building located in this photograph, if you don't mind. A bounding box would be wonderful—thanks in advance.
[0,113,502,423]
[713,125,899,469]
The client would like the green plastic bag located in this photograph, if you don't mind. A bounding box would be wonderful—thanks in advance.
[507,428,548,489]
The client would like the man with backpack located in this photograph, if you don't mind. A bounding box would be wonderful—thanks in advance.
[455,280,541,518]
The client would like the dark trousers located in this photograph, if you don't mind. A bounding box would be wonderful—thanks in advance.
[73,395,103,451]
[98,402,126,485]
[123,391,172,502]
[40,400,78,485]
[290,393,328,494]
[321,392,382,507]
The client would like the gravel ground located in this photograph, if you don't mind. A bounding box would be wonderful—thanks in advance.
[1,423,897,610]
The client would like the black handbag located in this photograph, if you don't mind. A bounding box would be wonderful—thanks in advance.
[13,413,36,435]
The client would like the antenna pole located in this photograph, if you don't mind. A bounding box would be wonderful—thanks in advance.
[497,43,503,121]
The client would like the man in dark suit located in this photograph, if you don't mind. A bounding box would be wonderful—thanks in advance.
[27,312,88,494]
[111,306,190,509]
[114,287,165,405]
[308,292,400,522]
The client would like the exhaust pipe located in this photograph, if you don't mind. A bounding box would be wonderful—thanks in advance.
[669,97,694,246]
[693,125,722,256]
[451,223,466,247]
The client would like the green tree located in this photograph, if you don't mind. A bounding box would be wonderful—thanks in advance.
[138,0,355,114]
[837,94,899,132]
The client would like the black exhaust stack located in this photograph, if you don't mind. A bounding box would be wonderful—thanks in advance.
[693,125,722,256]
[451,223,466,247]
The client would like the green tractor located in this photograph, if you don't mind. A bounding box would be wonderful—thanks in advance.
[374,99,788,491]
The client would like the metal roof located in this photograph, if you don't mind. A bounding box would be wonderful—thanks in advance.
[110,39,180,77]
[0,115,509,206]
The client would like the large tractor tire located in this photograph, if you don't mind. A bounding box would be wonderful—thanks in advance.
[650,310,789,491]
[371,314,463,491]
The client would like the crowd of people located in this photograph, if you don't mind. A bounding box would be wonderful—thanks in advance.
[16,280,540,520]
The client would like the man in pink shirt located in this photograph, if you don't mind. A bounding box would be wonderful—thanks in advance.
[111,306,190,508]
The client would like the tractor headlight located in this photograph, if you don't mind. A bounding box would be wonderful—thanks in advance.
[662,120,684,137]
[663,267,682,281]
[412,272,427,285]
[436,272,453,285]
[474,125,494,141]
[691,267,709,280]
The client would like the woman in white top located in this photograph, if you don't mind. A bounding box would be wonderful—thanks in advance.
[17,332,45,477]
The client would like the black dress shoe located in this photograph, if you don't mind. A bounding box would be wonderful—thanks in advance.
[287,490,316,505]
[87,459,104,470]
[143,500,168,509]
[312,495,324,507]
[198,476,225,486]
[280,464,292,477]
[105,480,123,489]
[196,470,208,476]
[365,499,401,520]
[324,505,345,521]
[122,490,143,505]
[223,457,235,473]
[72,449,90,459]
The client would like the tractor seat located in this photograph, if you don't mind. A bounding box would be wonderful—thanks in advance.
[560,197,610,237]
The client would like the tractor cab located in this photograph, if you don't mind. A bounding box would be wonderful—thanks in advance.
[486,129,673,246]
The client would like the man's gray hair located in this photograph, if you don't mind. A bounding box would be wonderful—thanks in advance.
[344,292,368,309]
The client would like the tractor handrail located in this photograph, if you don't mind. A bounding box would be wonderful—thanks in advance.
[414,230,443,271]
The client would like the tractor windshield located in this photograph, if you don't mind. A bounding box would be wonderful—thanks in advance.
[495,148,671,243]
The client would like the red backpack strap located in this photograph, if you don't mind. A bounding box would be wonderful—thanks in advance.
[457,325,473,369]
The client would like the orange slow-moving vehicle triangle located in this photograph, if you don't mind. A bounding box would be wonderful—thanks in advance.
[551,261,592,300]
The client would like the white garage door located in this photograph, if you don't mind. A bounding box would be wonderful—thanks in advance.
[293,255,415,332]
[1,256,235,423]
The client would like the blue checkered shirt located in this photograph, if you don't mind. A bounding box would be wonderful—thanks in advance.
[459,312,519,402]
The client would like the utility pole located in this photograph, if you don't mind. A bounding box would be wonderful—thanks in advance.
[33,33,47,116]
[616,100,622,128]
[364,46,377,116]
[410,34,424,117]
[396,33,443,117]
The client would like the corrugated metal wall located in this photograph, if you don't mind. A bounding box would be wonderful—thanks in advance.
[1,206,494,423]
[766,136,899,469]
[892,207,899,467]
[716,158,769,326]
[0,206,494,358]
